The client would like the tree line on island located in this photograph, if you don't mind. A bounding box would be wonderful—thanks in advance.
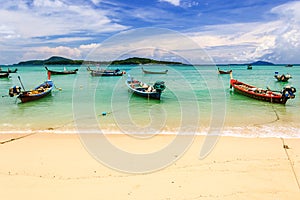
[8,56,289,67]
[12,56,184,66]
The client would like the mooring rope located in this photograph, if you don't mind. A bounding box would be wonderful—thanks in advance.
[280,137,300,191]
[0,133,37,145]
[253,105,280,126]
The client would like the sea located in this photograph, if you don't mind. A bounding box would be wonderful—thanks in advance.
[0,64,299,138]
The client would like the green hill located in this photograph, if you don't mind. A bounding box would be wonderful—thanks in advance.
[13,56,183,66]
[16,56,83,65]
[111,57,183,65]
[248,61,275,65]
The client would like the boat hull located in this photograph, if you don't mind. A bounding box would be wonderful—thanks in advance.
[0,73,9,78]
[45,67,78,75]
[126,81,162,100]
[274,75,290,82]
[87,67,125,76]
[18,80,54,103]
[90,71,123,76]
[0,69,17,73]
[232,86,287,104]
[230,79,289,104]
[142,67,168,74]
[18,91,52,103]
[218,70,232,74]
[128,89,161,99]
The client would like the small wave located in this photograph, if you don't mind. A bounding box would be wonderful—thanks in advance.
[0,124,299,139]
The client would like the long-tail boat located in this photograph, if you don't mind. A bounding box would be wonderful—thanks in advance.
[0,68,17,73]
[230,72,296,104]
[217,67,232,74]
[274,72,291,82]
[87,66,125,76]
[9,72,54,103]
[126,75,166,100]
[142,67,168,74]
[45,66,78,75]
[0,72,9,78]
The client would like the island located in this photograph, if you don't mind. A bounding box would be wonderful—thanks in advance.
[14,56,84,66]
[247,60,275,65]
[110,57,183,65]
[12,56,184,66]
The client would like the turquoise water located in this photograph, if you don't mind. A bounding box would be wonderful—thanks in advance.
[0,64,299,138]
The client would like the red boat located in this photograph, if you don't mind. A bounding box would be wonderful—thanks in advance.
[230,73,296,104]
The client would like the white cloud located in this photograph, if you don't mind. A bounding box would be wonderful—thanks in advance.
[22,46,82,61]
[79,43,100,49]
[91,0,102,5]
[2,1,300,64]
[159,0,180,6]
[0,1,127,42]
[33,0,64,8]
[184,1,300,64]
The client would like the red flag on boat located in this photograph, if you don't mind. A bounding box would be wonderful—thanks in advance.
[47,71,51,80]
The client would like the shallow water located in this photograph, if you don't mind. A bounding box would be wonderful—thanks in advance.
[0,64,299,138]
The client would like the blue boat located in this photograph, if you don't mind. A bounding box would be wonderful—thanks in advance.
[126,76,165,100]
[9,72,54,103]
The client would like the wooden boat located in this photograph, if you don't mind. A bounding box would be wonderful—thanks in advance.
[0,68,17,73]
[218,67,232,74]
[247,64,252,70]
[0,72,9,78]
[230,72,296,104]
[126,76,166,100]
[285,64,293,67]
[87,66,125,76]
[142,67,168,74]
[45,66,78,75]
[274,72,291,82]
[9,72,54,103]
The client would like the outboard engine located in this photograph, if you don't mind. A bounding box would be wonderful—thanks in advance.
[282,86,296,99]
[9,86,21,97]
[153,81,166,92]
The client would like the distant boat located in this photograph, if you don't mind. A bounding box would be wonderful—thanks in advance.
[126,76,166,100]
[0,68,17,73]
[285,64,293,67]
[0,72,9,78]
[218,67,232,74]
[45,66,78,75]
[247,64,252,70]
[230,72,296,104]
[141,67,168,74]
[9,72,54,103]
[87,66,125,76]
[274,72,292,82]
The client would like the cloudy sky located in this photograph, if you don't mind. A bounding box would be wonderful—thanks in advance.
[1,0,300,64]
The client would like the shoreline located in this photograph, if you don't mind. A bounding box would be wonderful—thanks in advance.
[0,122,299,139]
[1,133,299,199]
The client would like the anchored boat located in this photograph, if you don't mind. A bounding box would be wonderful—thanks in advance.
[126,76,166,100]
[230,72,296,104]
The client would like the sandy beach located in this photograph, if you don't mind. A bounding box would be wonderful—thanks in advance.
[0,133,299,199]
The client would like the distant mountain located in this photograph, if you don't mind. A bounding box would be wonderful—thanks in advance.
[15,56,83,65]
[13,56,183,66]
[111,57,183,65]
[248,61,275,65]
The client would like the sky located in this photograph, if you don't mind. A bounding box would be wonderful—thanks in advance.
[1,0,300,64]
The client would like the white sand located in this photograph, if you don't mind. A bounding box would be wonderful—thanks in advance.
[0,133,299,199]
